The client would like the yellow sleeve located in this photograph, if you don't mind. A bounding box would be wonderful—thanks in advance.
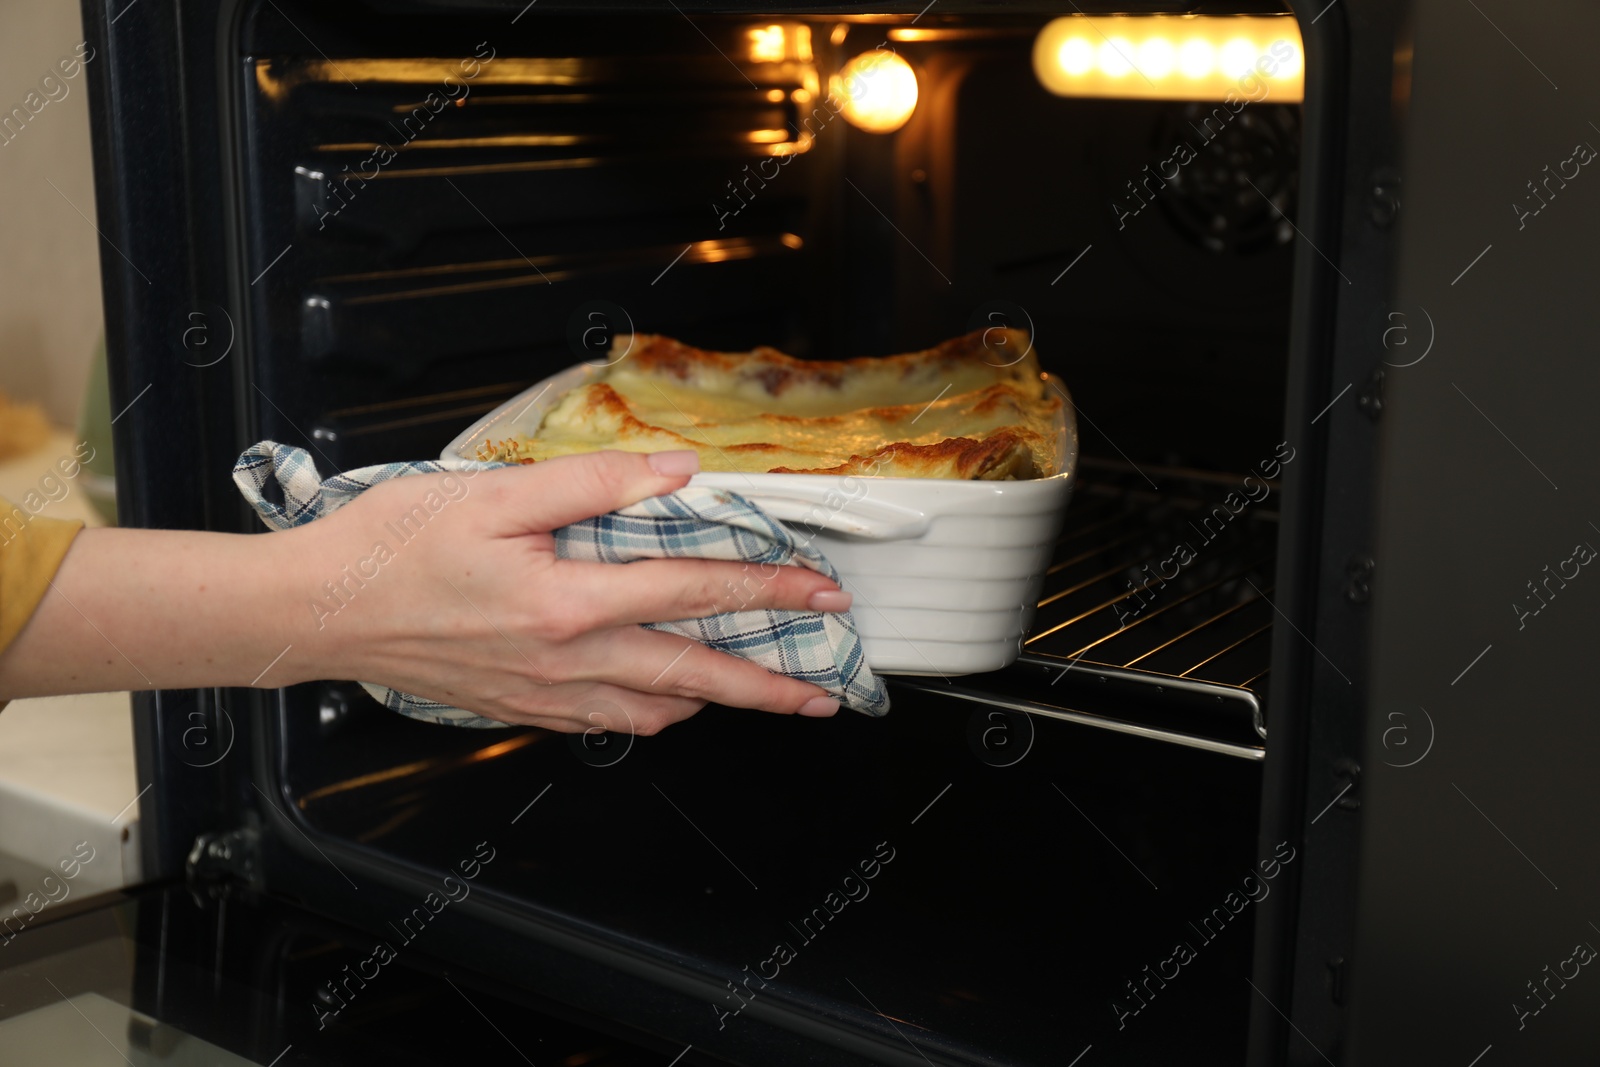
[0,495,85,655]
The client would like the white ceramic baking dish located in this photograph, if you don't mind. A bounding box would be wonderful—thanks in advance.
[444,359,1078,676]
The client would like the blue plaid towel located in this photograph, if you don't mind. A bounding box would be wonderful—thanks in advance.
[232,442,890,726]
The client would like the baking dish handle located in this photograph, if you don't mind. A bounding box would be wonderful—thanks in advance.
[735,493,930,541]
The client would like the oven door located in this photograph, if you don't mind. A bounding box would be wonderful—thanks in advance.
[0,883,715,1065]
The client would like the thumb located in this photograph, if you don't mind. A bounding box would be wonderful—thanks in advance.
[514,449,702,531]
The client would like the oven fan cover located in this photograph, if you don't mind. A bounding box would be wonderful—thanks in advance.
[1155,104,1301,256]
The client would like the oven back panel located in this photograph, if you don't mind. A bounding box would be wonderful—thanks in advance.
[234,5,1294,475]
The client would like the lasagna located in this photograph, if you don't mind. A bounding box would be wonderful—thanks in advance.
[475,330,1063,480]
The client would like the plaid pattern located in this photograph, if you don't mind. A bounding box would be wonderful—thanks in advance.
[233,441,889,727]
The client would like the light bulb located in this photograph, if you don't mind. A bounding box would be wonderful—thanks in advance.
[1058,37,1095,77]
[1178,39,1214,79]
[1138,38,1176,79]
[833,51,919,134]
[1220,38,1258,78]
[1099,38,1136,78]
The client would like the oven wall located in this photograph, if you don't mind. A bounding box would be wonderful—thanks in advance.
[1348,0,1600,1063]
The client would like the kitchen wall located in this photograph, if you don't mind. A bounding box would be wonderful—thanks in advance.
[0,0,104,428]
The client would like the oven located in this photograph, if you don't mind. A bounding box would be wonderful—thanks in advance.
[17,0,1597,1063]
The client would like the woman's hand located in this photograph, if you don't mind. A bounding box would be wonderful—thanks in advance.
[0,449,850,737]
[298,449,849,733]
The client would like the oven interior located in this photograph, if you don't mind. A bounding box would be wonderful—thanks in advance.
[234,4,1303,1063]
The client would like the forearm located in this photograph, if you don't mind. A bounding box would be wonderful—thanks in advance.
[0,525,321,698]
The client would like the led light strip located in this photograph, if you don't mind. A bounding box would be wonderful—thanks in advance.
[1033,15,1303,103]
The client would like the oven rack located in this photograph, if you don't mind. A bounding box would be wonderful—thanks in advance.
[895,460,1279,760]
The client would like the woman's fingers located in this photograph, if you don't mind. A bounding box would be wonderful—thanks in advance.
[489,449,705,533]
[554,557,851,629]
[453,680,707,735]
[555,626,841,717]
[319,447,854,739]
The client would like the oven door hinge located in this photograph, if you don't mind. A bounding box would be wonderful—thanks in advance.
[1331,758,1362,812]
[1327,956,1349,1005]
[1367,166,1401,228]
[1343,554,1374,604]
[186,826,261,888]
[1357,367,1385,421]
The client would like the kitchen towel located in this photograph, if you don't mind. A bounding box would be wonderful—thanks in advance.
[232,441,890,726]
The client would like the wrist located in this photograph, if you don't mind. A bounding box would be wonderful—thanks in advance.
[258,498,413,690]
[247,519,343,689]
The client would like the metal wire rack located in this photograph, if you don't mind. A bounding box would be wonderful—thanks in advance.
[893,459,1279,760]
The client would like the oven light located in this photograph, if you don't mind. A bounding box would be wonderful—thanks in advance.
[1178,39,1215,79]
[1220,38,1259,78]
[749,25,787,63]
[1098,38,1136,79]
[1138,38,1176,79]
[832,51,919,134]
[1059,37,1095,76]
[748,23,813,64]
[1033,16,1304,102]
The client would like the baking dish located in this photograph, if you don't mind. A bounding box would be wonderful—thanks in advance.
[444,358,1078,675]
